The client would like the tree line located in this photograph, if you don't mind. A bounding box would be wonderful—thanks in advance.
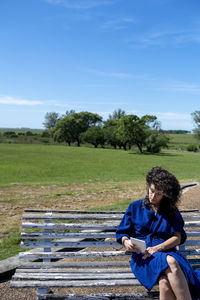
[43,109,200,153]
[43,109,170,153]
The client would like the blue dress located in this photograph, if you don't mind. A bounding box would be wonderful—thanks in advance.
[116,199,200,300]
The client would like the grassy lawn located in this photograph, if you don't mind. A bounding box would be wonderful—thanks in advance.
[167,133,199,150]
[1,143,200,186]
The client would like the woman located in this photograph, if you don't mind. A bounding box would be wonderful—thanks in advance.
[116,166,200,300]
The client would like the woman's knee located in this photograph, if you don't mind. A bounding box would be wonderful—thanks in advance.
[166,256,179,274]
[159,274,171,293]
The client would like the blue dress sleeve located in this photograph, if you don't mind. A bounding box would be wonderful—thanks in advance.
[170,210,187,244]
[116,203,135,244]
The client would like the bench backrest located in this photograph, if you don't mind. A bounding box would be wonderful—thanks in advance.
[20,208,200,266]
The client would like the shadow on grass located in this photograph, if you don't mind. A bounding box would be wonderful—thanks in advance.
[128,151,183,157]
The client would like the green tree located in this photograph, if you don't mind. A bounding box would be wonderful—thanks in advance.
[43,112,59,130]
[3,131,17,138]
[103,119,122,149]
[53,116,75,146]
[191,111,200,139]
[116,115,157,152]
[145,131,169,153]
[53,111,102,146]
[108,108,126,120]
[65,110,76,116]
[82,126,105,148]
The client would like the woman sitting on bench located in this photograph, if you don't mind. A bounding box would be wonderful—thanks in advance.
[116,166,200,300]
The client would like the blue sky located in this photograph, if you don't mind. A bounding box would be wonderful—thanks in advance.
[0,0,200,130]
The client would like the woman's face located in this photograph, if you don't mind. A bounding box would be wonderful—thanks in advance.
[148,183,164,206]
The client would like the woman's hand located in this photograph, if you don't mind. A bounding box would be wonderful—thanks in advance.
[124,239,140,252]
[142,246,158,259]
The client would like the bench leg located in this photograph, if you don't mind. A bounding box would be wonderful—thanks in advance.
[37,288,52,300]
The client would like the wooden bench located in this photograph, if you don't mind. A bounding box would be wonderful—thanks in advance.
[10,209,200,300]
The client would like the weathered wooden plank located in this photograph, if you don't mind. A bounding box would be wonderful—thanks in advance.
[18,248,200,261]
[187,258,200,265]
[21,232,115,240]
[178,249,200,256]
[184,221,200,227]
[18,261,130,269]
[22,213,200,222]
[10,278,141,288]
[13,272,135,280]
[15,268,132,274]
[22,213,123,221]
[19,250,126,259]
[21,231,200,241]
[21,240,120,248]
[23,207,199,214]
[185,231,200,236]
[21,239,200,248]
[21,220,200,231]
[22,222,118,230]
[37,293,156,300]
[183,240,200,246]
[182,215,200,220]
[24,209,125,214]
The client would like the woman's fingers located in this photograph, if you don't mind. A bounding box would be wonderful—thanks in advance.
[124,240,140,252]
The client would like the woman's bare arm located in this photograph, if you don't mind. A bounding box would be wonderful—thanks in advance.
[142,232,181,259]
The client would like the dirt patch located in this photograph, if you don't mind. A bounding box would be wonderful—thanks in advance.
[180,184,200,210]
[0,181,146,239]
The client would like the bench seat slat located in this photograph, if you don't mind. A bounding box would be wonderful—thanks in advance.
[182,215,200,220]
[37,293,156,300]
[22,213,200,221]
[178,249,200,255]
[11,278,141,288]
[18,261,130,269]
[19,251,126,259]
[21,241,120,248]
[185,231,200,236]
[15,268,132,274]
[183,240,200,246]
[17,261,199,270]
[21,239,200,248]
[22,213,123,221]
[21,221,200,229]
[21,232,115,240]
[13,272,135,280]
[24,209,125,214]
[19,248,200,260]
[21,231,200,240]
[22,222,117,230]
[184,221,200,226]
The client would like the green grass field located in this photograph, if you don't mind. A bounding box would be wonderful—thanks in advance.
[167,134,199,150]
[0,143,200,186]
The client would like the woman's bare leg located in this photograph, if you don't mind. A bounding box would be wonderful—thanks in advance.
[164,255,192,300]
[158,274,176,300]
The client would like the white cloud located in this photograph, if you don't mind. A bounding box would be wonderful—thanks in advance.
[156,112,191,121]
[155,112,193,130]
[84,68,153,80]
[0,96,43,106]
[125,27,200,49]
[101,17,137,31]
[155,81,200,93]
[44,0,114,9]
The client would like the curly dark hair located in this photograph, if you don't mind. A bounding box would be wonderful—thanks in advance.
[144,166,181,215]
